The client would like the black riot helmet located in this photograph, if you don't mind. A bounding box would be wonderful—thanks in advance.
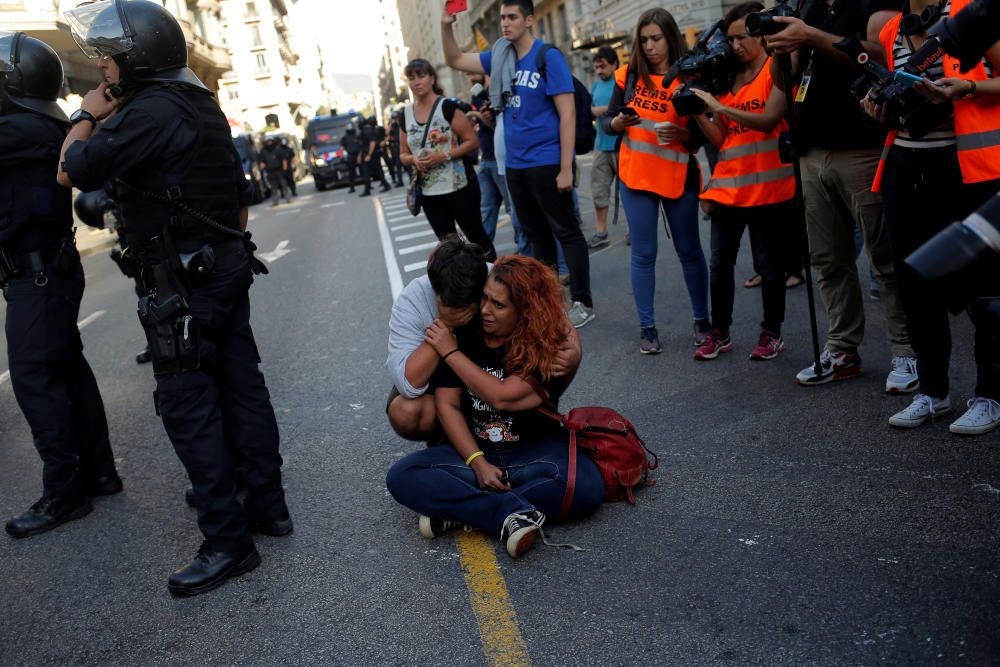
[64,0,207,91]
[0,32,69,123]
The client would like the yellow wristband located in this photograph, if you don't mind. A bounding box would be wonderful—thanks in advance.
[465,451,485,466]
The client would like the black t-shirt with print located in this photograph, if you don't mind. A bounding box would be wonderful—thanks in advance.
[433,325,568,451]
[796,0,898,150]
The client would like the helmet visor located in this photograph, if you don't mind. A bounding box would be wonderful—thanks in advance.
[0,32,17,73]
[64,0,133,59]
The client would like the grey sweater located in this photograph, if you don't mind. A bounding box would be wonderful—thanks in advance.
[385,274,438,399]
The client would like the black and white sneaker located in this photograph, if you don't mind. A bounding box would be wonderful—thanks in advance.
[499,510,545,558]
[418,515,464,539]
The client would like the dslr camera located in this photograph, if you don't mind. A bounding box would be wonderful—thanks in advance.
[745,0,823,37]
[665,21,735,116]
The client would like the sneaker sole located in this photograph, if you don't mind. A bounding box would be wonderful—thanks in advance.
[168,550,262,598]
[5,501,94,539]
[888,415,932,429]
[418,515,437,539]
[750,342,785,361]
[694,343,733,361]
[796,364,862,386]
[572,313,596,329]
[949,420,1000,435]
[639,345,662,355]
[885,379,919,395]
[506,527,539,558]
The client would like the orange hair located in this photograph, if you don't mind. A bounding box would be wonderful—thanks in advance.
[489,255,569,381]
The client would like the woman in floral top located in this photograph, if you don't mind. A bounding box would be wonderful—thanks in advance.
[399,59,496,260]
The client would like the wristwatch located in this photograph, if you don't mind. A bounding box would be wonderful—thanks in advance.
[70,109,97,127]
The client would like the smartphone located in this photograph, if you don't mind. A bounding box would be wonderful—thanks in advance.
[446,0,468,14]
[620,106,639,116]
[893,71,923,88]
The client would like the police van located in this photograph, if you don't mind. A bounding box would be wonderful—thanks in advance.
[303,113,360,190]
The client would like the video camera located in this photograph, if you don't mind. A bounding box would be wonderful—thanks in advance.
[744,0,823,37]
[470,82,490,111]
[447,96,473,114]
[664,21,735,116]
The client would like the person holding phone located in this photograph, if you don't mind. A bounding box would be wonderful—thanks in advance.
[862,0,1000,434]
[386,256,603,559]
[603,8,709,355]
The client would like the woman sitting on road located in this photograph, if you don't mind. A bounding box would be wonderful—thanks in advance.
[386,256,604,558]
[604,8,711,355]
[399,58,496,260]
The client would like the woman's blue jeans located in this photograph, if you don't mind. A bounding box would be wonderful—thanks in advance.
[386,436,604,536]
[619,178,708,328]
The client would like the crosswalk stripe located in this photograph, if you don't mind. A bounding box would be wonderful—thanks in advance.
[398,241,439,256]
[403,261,427,272]
[390,221,428,232]
[395,229,436,242]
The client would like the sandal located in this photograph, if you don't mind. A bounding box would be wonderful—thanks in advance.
[743,274,762,288]
[785,274,803,289]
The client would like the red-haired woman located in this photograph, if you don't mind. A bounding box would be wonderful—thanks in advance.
[386,256,604,558]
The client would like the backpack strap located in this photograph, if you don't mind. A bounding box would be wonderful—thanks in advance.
[522,374,575,521]
[536,43,555,81]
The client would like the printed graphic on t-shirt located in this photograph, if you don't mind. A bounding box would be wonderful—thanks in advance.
[475,417,520,444]
[465,365,522,445]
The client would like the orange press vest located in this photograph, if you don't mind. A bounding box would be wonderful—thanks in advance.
[872,0,1000,192]
[614,65,695,200]
[701,57,795,207]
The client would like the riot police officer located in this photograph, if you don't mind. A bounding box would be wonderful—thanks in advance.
[341,120,363,193]
[359,115,391,197]
[387,111,404,187]
[58,0,292,597]
[259,136,291,206]
[0,32,121,538]
[279,136,298,197]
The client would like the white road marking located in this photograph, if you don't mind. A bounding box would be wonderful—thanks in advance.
[390,221,428,232]
[320,202,345,208]
[259,239,296,263]
[394,229,436,242]
[77,310,107,330]
[404,261,428,273]
[398,241,439,256]
[0,371,8,386]
[275,209,302,216]
[375,198,404,300]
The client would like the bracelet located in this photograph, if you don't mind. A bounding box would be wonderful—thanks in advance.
[465,450,485,466]
[441,348,459,361]
[445,149,453,161]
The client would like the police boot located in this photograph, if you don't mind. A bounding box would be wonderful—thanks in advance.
[167,544,261,597]
[136,346,152,364]
[84,474,123,497]
[248,511,294,537]
[5,495,93,538]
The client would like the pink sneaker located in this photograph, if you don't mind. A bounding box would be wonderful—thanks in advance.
[693,329,733,360]
[750,328,785,361]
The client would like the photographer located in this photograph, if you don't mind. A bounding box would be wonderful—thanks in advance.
[764,1,919,393]
[398,59,496,259]
[689,2,795,362]
[604,8,710,355]
[862,0,1000,434]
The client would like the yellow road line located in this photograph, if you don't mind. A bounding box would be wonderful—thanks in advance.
[455,531,531,667]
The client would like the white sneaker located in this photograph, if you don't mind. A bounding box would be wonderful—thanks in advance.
[567,301,596,329]
[949,397,1000,435]
[889,394,951,429]
[885,356,919,394]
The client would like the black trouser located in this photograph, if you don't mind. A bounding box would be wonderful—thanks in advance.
[882,145,1000,400]
[346,153,361,191]
[151,250,287,552]
[709,203,789,334]
[362,152,390,193]
[265,169,289,204]
[505,164,592,307]
[283,167,297,196]
[389,144,403,185]
[420,180,497,261]
[4,255,116,499]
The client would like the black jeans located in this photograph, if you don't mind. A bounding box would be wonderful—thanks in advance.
[4,255,116,499]
[346,153,361,190]
[709,203,789,334]
[882,145,1000,399]
[152,251,287,551]
[362,153,389,192]
[265,169,289,204]
[421,180,496,261]
[506,165,592,307]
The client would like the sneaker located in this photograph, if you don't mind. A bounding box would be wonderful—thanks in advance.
[795,349,862,386]
[949,397,1000,435]
[639,327,661,355]
[567,301,596,329]
[418,515,464,539]
[693,329,733,360]
[749,328,785,361]
[588,232,609,248]
[692,319,712,347]
[885,356,919,394]
[869,286,881,301]
[889,393,951,429]
[500,509,545,558]
[558,273,571,286]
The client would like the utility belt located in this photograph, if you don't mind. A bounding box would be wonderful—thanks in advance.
[0,235,77,287]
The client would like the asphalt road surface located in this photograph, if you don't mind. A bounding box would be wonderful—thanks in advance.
[1,160,997,666]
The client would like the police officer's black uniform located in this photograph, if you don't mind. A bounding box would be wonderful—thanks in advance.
[61,0,291,597]
[359,117,391,197]
[0,32,121,539]
[341,122,363,193]
[259,138,290,206]
[387,114,404,187]
[279,137,297,197]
